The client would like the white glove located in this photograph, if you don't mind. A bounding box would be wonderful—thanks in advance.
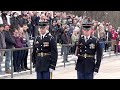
[72,55,78,60]
[94,72,97,76]
[49,68,54,72]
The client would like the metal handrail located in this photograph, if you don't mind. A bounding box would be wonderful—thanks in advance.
[61,40,120,67]
[0,40,119,78]
[0,47,33,51]
[0,47,33,78]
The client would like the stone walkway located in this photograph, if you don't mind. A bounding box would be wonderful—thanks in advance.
[12,55,120,79]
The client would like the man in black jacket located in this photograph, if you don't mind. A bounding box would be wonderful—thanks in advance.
[10,12,20,29]
[32,22,58,79]
[61,29,71,62]
[4,24,16,74]
[0,24,6,74]
[104,27,112,52]
[75,18,102,79]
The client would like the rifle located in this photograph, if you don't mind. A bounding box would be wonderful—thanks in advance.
[50,72,52,79]
[75,25,82,56]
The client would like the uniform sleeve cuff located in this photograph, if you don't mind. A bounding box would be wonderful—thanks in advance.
[94,68,99,73]
[50,64,55,70]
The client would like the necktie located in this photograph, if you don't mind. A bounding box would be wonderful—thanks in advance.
[42,36,43,40]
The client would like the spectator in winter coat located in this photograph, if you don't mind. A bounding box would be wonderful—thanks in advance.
[4,24,16,74]
[0,24,6,74]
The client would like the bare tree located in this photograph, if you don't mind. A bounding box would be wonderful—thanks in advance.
[60,11,120,29]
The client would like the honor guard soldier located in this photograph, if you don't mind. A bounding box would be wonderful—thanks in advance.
[75,18,102,79]
[32,21,58,79]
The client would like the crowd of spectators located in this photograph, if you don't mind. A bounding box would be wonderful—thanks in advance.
[0,11,120,75]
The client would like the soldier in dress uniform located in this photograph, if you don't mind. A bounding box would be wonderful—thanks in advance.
[75,18,102,79]
[32,21,58,79]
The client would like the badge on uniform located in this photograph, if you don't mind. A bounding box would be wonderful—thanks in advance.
[89,43,95,49]
[43,42,49,47]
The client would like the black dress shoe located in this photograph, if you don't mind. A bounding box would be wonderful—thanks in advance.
[14,69,17,72]
[21,68,26,71]
[65,60,69,62]
[18,69,21,72]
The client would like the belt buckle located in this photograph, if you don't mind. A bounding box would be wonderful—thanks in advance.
[41,52,44,57]
[84,53,87,58]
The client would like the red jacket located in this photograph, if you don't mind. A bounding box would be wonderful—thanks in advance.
[111,30,118,40]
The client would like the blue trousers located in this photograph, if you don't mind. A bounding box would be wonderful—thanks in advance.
[77,71,93,79]
[36,71,50,79]
[13,50,21,72]
[5,50,11,71]
[20,50,28,69]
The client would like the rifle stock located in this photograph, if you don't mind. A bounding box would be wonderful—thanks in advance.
[75,24,82,56]
[75,46,78,56]
[50,72,52,79]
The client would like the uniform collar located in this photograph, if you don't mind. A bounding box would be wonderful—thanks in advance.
[41,32,47,38]
[84,35,90,39]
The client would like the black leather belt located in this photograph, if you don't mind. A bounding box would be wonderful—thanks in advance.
[78,53,94,58]
[37,52,50,57]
